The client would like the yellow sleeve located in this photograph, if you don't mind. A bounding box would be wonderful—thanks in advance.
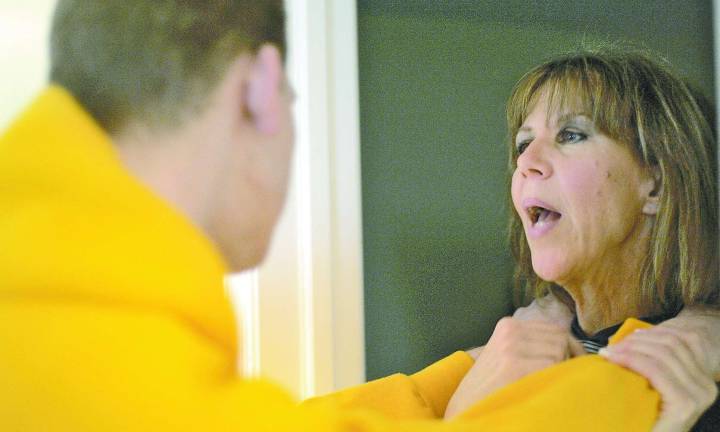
[310,318,659,431]
[0,303,658,431]
[304,351,474,419]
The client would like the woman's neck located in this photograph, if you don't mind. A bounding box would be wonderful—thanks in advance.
[561,222,661,335]
[571,284,653,335]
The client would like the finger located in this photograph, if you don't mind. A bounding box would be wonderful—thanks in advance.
[646,326,711,375]
[524,325,584,360]
[526,320,569,333]
[491,318,566,348]
[513,297,572,326]
[466,346,484,360]
[606,348,717,429]
[489,318,574,363]
[514,332,580,362]
[604,337,716,408]
[605,348,691,402]
[492,317,565,340]
[614,334,706,395]
[516,340,567,363]
[614,330,707,387]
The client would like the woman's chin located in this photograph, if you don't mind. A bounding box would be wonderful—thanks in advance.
[530,256,568,284]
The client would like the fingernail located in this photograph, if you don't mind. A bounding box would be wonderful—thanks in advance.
[598,347,611,358]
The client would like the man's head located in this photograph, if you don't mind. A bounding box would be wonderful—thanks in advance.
[50,1,294,272]
[50,0,286,135]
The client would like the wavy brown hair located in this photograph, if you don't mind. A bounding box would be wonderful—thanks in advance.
[507,49,718,315]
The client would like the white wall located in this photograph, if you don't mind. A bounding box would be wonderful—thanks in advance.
[0,0,57,130]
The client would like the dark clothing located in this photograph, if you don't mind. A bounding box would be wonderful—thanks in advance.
[570,313,676,354]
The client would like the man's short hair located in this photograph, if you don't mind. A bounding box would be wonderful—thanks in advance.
[50,0,285,134]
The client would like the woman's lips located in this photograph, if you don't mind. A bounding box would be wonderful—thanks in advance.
[522,198,562,239]
[528,210,562,238]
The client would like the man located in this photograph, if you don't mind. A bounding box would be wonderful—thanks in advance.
[0,1,716,430]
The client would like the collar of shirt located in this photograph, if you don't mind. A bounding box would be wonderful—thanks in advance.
[570,311,679,353]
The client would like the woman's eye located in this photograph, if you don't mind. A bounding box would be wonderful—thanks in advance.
[557,129,587,144]
[516,139,531,155]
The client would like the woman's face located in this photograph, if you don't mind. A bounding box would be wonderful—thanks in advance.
[510,94,656,288]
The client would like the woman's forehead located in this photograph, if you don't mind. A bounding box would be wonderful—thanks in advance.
[533,78,592,111]
[522,86,592,127]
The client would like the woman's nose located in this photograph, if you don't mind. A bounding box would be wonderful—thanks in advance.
[516,139,552,179]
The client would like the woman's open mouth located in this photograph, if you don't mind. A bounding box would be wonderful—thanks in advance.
[523,199,562,238]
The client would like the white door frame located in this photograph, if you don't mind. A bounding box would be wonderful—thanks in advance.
[229,0,365,399]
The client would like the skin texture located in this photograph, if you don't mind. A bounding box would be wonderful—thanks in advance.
[116,44,294,271]
[464,292,575,361]
[447,95,718,428]
[511,95,658,333]
[445,316,584,419]
[601,309,720,432]
[113,46,719,428]
[452,297,720,429]
[451,296,720,429]
[447,293,580,419]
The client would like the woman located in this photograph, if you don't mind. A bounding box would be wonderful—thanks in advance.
[447,49,719,431]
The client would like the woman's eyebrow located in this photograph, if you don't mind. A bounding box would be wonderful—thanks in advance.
[517,125,533,133]
[556,112,592,125]
[517,112,592,134]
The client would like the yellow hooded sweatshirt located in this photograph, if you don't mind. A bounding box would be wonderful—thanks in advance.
[0,86,659,431]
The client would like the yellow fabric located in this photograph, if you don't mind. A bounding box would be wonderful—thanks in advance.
[0,86,659,431]
[456,318,659,429]
[305,352,474,420]
[608,317,653,344]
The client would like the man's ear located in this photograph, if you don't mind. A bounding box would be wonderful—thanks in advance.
[642,166,662,216]
[245,44,283,135]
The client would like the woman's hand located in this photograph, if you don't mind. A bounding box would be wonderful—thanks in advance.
[455,295,575,413]
[512,292,574,328]
[446,317,584,419]
[600,326,718,432]
[465,293,574,360]
[663,306,720,381]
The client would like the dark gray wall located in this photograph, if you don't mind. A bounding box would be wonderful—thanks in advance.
[358,0,715,380]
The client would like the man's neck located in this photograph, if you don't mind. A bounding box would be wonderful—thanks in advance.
[113,122,218,234]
